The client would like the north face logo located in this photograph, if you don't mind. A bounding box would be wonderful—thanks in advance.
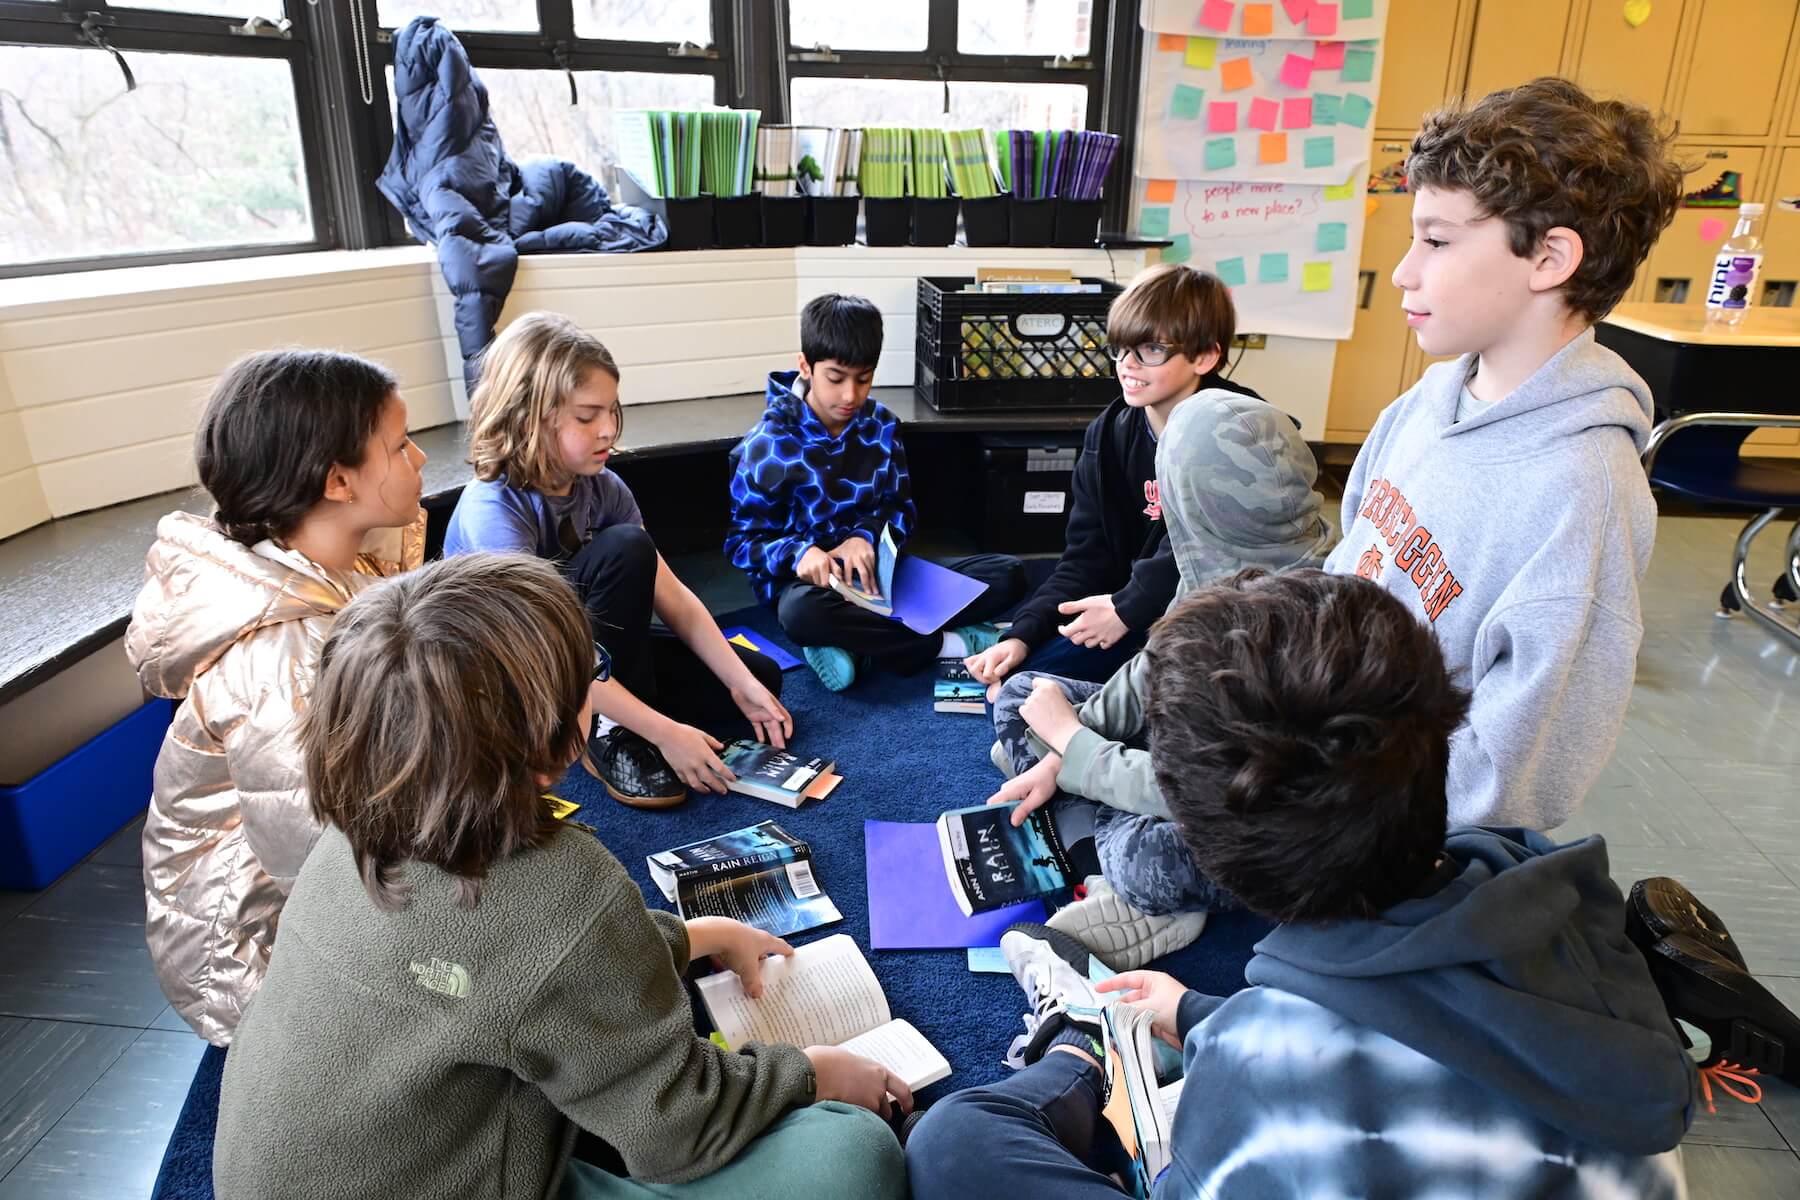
[409,957,471,999]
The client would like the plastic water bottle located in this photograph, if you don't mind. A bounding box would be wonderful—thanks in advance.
[1705,203,1765,327]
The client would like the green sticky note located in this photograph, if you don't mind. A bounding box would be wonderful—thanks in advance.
[1205,136,1237,171]
[1162,233,1192,264]
[1323,177,1356,201]
[1186,36,1217,69]
[1170,83,1205,120]
[1343,0,1374,17]
[1140,206,1172,237]
[1258,252,1289,284]
[1317,221,1348,252]
[1215,256,1248,287]
[1302,261,1334,292]
[1339,93,1374,128]
[1304,136,1335,168]
[1342,47,1376,82]
[1313,93,1341,125]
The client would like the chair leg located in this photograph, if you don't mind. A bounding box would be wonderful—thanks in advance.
[1773,518,1800,608]
[1724,508,1800,649]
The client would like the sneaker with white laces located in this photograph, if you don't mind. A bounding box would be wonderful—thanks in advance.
[998,922,1105,1069]
[1048,876,1208,972]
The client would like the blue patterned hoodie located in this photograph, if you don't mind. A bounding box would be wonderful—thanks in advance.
[1155,829,1695,1199]
[726,370,916,604]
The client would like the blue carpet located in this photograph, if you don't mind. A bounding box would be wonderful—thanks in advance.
[151,602,1271,1198]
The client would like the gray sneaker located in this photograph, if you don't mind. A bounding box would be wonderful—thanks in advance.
[999,923,1105,1068]
[1048,876,1207,971]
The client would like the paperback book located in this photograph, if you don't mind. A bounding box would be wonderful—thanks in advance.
[721,739,841,808]
[1101,1001,1186,1197]
[827,523,900,617]
[646,820,841,939]
[936,801,1075,916]
[933,659,986,714]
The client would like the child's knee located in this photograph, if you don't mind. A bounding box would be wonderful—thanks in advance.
[1095,815,1195,916]
[588,522,656,574]
[794,1103,905,1200]
[900,1092,981,1187]
[775,583,828,639]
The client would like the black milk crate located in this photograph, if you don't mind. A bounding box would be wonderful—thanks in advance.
[914,275,1122,412]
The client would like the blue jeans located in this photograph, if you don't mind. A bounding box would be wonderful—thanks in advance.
[1014,630,1147,687]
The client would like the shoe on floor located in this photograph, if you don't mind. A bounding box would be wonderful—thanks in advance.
[1048,876,1207,972]
[953,622,1004,657]
[803,645,857,692]
[1627,876,1748,971]
[1642,932,1800,1085]
[584,727,687,809]
[999,922,1105,1068]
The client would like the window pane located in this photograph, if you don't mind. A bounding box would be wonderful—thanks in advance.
[959,0,1093,57]
[789,78,1087,131]
[789,0,927,50]
[575,0,712,43]
[0,47,313,266]
[109,1,284,15]
[377,1,537,32]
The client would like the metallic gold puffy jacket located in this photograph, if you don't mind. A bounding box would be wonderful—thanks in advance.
[125,510,424,1045]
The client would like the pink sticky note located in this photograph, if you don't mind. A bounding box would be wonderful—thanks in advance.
[1699,216,1727,242]
[1281,0,1312,23]
[1279,53,1314,89]
[1307,2,1339,35]
[1248,97,1280,131]
[1314,40,1347,70]
[1199,0,1235,32]
[1208,100,1240,132]
[1282,96,1313,129]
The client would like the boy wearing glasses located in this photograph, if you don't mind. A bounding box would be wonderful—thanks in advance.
[965,264,1267,691]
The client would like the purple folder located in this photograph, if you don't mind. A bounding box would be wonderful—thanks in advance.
[888,556,989,636]
[865,819,1046,949]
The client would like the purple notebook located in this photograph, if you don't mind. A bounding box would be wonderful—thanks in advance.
[889,556,990,636]
[864,819,1046,949]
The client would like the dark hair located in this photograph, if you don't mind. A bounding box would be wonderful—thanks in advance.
[1406,76,1683,323]
[301,553,593,911]
[1144,569,1471,924]
[195,350,397,546]
[800,293,883,369]
[1108,263,1237,363]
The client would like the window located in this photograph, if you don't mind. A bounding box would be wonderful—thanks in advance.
[789,0,927,51]
[958,0,1092,57]
[574,0,713,44]
[789,79,1088,131]
[377,1,539,33]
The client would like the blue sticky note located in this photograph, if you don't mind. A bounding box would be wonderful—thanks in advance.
[1343,0,1373,17]
[1313,92,1341,125]
[1204,136,1237,171]
[1140,205,1172,237]
[1170,83,1205,120]
[1215,256,1248,287]
[1339,93,1374,128]
[1258,252,1289,283]
[1162,233,1192,263]
[1317,221,1348,252]
[1342,46,1376,82]
[967,946,1010,973]
[1304,135,1335,168]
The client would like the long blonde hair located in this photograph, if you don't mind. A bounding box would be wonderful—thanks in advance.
[467,312,622,490]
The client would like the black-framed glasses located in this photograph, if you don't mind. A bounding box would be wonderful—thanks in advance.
[592,642,612,684]
[1106,342,1174,367]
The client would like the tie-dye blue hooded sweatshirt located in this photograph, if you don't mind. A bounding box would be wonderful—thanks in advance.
[726,370,917,604]
[1154,828,1695,1199]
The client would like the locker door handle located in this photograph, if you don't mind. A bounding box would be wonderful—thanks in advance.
[1357,270,1377,310]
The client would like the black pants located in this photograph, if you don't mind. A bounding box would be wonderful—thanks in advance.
[563,524,782,730]
[774,553,1027,675]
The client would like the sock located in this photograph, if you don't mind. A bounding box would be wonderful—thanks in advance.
[593,715,620,739]
[939,631,969,659]
[1046,1020,1104,1062]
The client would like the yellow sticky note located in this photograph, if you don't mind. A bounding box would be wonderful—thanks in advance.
[1258,132,1289,164]
[544,794,580,820]
[1302,261,1334,292]
[1158,32,1187,51]
[1623,0,1652,28]
[1219,57,1254,91]
[727,633,760,652]
[1185,36,1218,69]
[1366,195,1380,218]
[1243,3,1275,34]
[1323,176,1356,201]
[1145,178,1178,203]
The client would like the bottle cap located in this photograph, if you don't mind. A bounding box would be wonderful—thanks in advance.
[1740,203,1766,216]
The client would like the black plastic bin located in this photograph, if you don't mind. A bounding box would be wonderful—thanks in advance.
[980,432,1082,553]
[1053,198,1103,248]
[911,197,960,246]
[760,195,807,247]
[960,194,1010,246]
[713,193,762,248]
[864,197,913,246]
[914,275,1123,413]
[806,195,859,245]
[1008,196,1056,246]
[617,170,714,251]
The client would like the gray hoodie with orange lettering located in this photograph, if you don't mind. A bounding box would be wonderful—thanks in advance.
[1322,330,1657,831]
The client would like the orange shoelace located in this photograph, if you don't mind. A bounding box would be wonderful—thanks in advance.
[1698,1060,1764,1114]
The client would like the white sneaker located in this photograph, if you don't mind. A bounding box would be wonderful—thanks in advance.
[998,923,1104,1069]
[1047,876,1208,971]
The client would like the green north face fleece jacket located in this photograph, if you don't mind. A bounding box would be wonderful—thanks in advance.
[214,824,814,1199]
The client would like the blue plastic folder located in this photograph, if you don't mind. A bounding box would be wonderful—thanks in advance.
[865,819,1046,949]
[718,625,802,671]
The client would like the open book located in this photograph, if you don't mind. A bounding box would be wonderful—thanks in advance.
[696,934,950,1092]
[646,820,841,939]
[828,523,900,617]
[1100,1002,1185,1197]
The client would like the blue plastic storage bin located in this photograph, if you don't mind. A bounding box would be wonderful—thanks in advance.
[0,697,171,889]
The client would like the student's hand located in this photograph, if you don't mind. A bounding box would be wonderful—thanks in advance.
[803,1045,915,1117]
[730,677,794,749]
[1094,971,1192,1050]
[655,722,734,794]
[1019,677,1083,755]
[964,637,1028,686]
[987,753,1062,827]
[795,545,835,589]
[687,917,794,999]
[829,536,877,594]
[1057,594,1130,650]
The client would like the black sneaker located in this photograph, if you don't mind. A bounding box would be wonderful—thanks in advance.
[1642,933,1800,1085]
[1626,877,1748,971]
[584,727,687,809]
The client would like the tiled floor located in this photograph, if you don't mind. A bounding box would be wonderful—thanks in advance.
[1,513,1798,1197]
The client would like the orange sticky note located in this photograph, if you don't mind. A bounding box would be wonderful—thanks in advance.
[1366,195,1380,218]
[1220,57,1254,91]
[1157,32,1186,51]
[1259,132,1289,164]
[1145,179,1178,203]
[1243,3,1275,34]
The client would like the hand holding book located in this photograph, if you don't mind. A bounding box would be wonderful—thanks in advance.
[685,916,794,1000]
[829,535,878,596]
[987,752,1062,827]
[1095,970,1191,1050]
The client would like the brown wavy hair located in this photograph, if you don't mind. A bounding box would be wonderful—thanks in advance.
[1406,76,1684,322]
[301,553,593,911]
[467,312,622,491]
[1108,263,1237,364]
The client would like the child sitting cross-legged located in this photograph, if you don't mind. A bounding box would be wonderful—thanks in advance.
[907,569,1696,1200]
[213,553,908,1200]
